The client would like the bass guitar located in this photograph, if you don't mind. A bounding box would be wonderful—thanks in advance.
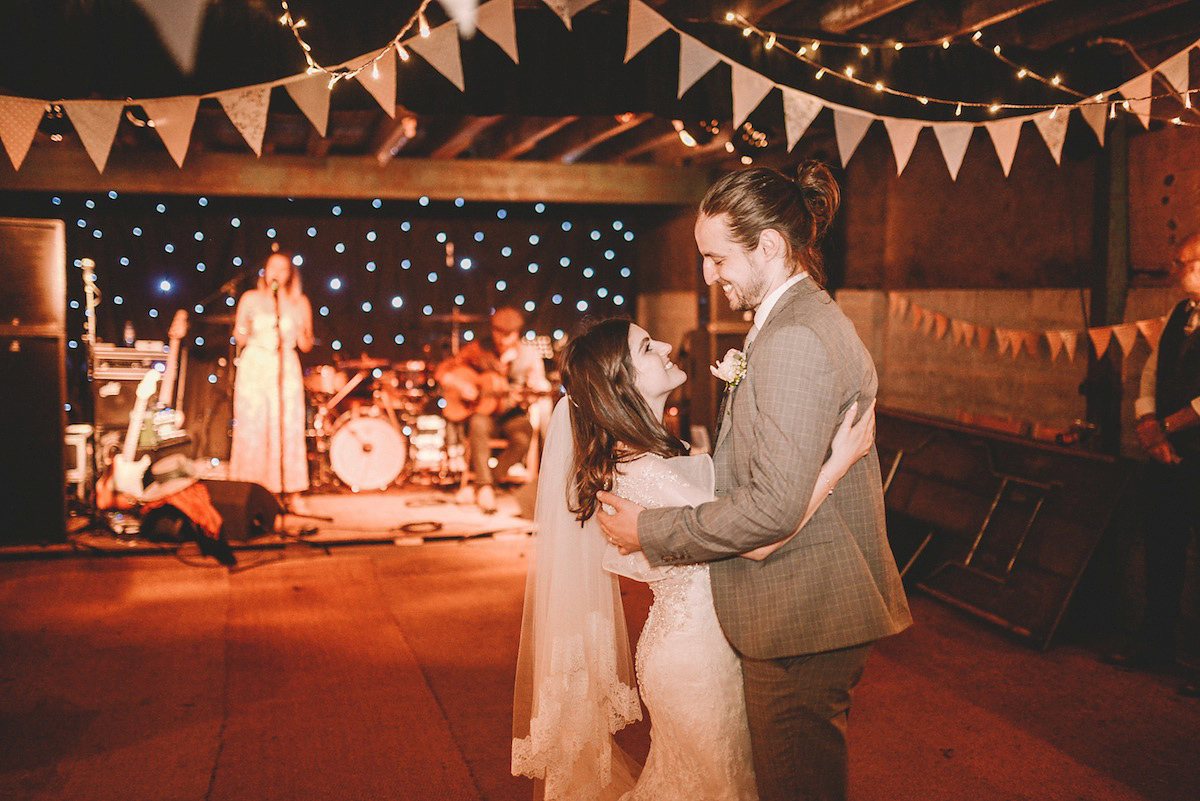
[96,369,160,508]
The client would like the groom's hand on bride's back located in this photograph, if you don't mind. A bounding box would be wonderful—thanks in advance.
[597,492,644,554]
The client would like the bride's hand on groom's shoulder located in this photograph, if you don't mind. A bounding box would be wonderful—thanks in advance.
[597,492,644,555]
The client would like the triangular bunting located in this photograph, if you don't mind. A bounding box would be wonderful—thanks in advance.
[625,0,671,63]
[1022,331,1041,358]
[731,63,775,128]
[1046,331,1064,361]
[932,122,973,181]
[1080,100,1107,147]
[353,48,398,117]
[678,34,721,98]
[909,305,924,331]
[995,327,1012,356]
[895,295,909,318]
[477,0,519,63]
[409,21,466,91]
[542,0,572,28]
[1010,331,1024,359]
[1157,48,1191,95]
[1112,323,1139,355]
[436,0,480,37]
[976,325,991,353]
[961,321,976,349]
[62,99,125,173]
[216,84,271,157]
[782,88,823,151]
[1136,317,1166,350]
[133,0,208,74]
[1088,326,1114,358]
[882,117,923,175]
[0,96,48,171]
[888,292,902,316]
[920,310,935,336]
[933,313,948,340]
[140,95,199,168]
[1061,330,1079,362]
[1118,71,1153,129]
[950,318,964,344]
[284,74,331,137]
[833,109,873,168]
[984,118,1023,177]
[1033,109,1069,165]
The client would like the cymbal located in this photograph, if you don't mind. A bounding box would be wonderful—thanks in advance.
[427,311,487,323]
[336,356,391,370]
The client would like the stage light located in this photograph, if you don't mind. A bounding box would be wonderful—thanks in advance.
[455,197,465,207]
[114,296,124,304]
[195,336,205,346]
[366,261,377,272]
[597,288,609,298]
[85,199,95,209]
[394,334,405,344]
[329,277,342,290]
[372,199,382,208]
[583,268,594,278]
[561,221,572,231]
[52,197,61,205]
[525,301,536,311]
[159,280,172,292]
[620,267,632,277]
[361,301,372,312]
[474,231,484,241]
[332,205,342,215]
[194,304,203,313]
[401,221,411,231]
[419,196,430,206]
[365,231,377,242]
[149,309,159,318]
[427,272,438,282]
[528,263,539,273]
[401,259,411,269]
[535,203,546,213]
[198,197,208,206]
[335,243,346,253]
[591,230,601,240]
[194,231,204,241]
[307,226,317,237]
[422,305,433,315]
[133,227,142,236]
[436,232,447,243]
[560,257,570,267]
[576,300,588,311]
[267,227,277,237]
[332,340,342,350]
[613,220,624,230]
[120,257,130,266]
[92,230,103,239]
[454,294,465,305]
[364,334,374,344]
[461,258,473,270]
[391,296,403,308]
[232,256,242,266]
[108,191,118,199]
[231,217,241,227]
[164,244,174,253]
[613,295,625,305]
[76,219,86,228]
[226,297,235,306]
[319,306,329,316]
[604,250,615,260]
[529,234,540,245]
[497,209,507,219]
[196,262,206,272]
[496,280,507,291]
[156,203,166,213]
[501,246,513,257]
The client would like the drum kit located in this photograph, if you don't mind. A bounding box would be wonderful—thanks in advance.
[303,312,486,492]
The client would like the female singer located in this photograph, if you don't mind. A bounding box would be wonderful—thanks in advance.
[229,249,313,499]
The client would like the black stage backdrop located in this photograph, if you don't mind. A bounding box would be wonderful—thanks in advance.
[0,191,648,423]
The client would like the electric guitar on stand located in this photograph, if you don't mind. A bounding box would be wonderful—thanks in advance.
[141,309,189,448]
[96,369,160,508]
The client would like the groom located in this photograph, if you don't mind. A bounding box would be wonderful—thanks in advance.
[599,165,911,801]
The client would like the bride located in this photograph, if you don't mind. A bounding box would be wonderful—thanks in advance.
[512,318,876,801]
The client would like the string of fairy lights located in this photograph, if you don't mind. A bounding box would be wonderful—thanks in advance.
[277,0,436,88]
[720,11,1200,127]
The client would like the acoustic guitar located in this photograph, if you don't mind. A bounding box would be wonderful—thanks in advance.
[438,365,515,423]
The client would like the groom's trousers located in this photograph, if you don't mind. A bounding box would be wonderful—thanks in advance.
[741,641,873,801]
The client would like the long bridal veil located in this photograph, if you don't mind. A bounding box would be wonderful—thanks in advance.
[511,397,641,801]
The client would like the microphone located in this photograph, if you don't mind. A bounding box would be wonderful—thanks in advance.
[270,279,280,294]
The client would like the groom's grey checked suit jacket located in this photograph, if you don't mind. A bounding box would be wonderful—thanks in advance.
[639,278,911,660]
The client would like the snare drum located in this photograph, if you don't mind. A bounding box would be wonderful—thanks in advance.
[328,407,407,491]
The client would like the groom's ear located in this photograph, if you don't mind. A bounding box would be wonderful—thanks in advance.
[757,228,786,261]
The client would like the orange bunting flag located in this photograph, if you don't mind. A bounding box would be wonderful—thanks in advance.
[950,318,964,345]
[1046,331,1064,361]
[933,313,949,340]
[1023,331,1041,358]
[976,325,991,353]
[995,327,1012,356]
[960,321,976,349]
[909,305,924,331]
[920,310,936,336]
[1136,317,1167,350]
[1061,330,1079,362]
[1112,323,1139,356]
[1088,326,1114,358]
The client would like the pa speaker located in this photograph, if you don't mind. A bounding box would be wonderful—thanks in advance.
[201,479,283,541]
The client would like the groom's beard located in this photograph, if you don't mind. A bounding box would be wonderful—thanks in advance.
[723,273,769,312]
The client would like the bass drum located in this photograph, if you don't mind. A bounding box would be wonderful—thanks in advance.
[328,408,406,491]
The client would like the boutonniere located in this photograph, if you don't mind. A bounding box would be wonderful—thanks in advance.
[710,348,747,389]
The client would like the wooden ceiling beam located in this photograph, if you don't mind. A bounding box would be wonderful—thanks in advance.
[1011,0,1192,50]
[546,113,654,164]
[429,115,506,159]
[493,116,580,160]
[371,110,420,166]
[817,1,921,34]
[0,149,710,205]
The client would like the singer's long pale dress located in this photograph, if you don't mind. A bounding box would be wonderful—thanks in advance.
[229,310,309,493]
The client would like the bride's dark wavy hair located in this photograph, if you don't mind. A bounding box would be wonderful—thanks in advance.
[560,318,687,522]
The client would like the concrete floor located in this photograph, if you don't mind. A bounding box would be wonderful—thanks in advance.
[1,537,1197,801]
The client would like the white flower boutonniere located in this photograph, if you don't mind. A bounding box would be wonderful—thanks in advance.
[710,348,747,389]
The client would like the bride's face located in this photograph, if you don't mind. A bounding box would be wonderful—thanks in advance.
[627,323,687,405]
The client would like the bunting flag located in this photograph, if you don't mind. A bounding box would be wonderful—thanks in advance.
[410,21,466,91]
[1136,317,1166,350]
[625,0,670,63]
[477,0,519,63]
[961,321,976,349]
[1112,323,1140,355]
[140,96,200,168]
[893,295,909,318]
[833,108,873,167]
[782,88,822,151]
[995,327,1012,356]
[976,325,991,353]
[1088,326,1114,358]
[984,118,1023,177]
[1046,331,1065,361]
[1157,48,1191,95]
[1061,330,1079,362]
[932,122,973,180]
[1080,100,1107,147]
[353,49,398,117]
[933,313,948,340]
[882,117,922,175]
[731,63,774,128]
[909,304,924,331]
[541,0,572,28]
[950,318,964,344]
[63,99,125,173]
[437,0,480,37]
[888,292,902,316]
[1119,72,1153,129]
[678,34,721,98]
[0,96,47,171]
[216,84,271,156]
[1033,109,1069,165]
[284,74,332,137]
[920,309,935,336]
[1023,331,1041,358]
[133,0,209,74]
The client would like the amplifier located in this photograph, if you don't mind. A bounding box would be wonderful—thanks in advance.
[93,340,167,380]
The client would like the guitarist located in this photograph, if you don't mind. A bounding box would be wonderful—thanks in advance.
[435,306,550,513]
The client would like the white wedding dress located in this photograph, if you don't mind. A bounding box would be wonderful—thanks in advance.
[604,453,758,801]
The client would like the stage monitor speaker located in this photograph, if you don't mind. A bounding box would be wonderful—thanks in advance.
[0,218,66,544]
[201,479,283,541]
